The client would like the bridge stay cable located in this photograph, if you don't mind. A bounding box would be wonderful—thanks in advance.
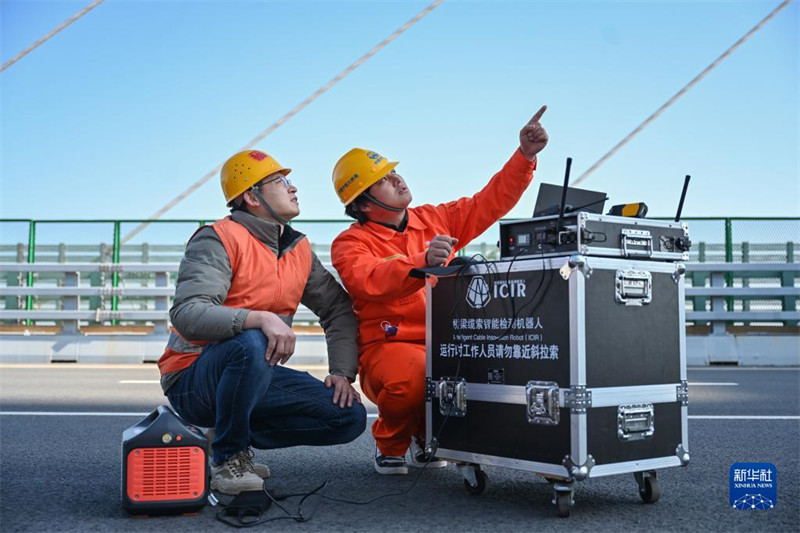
[122,0,444,245]
[572,0,794,186]
[0,0,107,73]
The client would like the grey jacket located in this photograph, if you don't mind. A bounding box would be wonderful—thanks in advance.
[163,210,358,392]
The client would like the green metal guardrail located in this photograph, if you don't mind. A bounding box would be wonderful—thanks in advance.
[2,217,798,320]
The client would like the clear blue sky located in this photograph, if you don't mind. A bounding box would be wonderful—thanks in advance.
[1,0,798,232]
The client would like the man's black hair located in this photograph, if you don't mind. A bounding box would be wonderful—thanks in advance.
[230,199,246,213]
[344,195,369,224]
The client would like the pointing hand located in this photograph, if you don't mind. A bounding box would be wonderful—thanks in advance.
[519,105,549,161]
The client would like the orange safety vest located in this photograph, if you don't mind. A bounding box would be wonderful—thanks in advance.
[157,216,312,376]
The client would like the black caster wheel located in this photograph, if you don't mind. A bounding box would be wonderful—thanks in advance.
[639,475,661,503]
[556,491,572,517]
[463,469,488,496]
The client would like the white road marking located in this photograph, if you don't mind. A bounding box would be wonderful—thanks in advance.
[691,367,799,371]
[0,411,381,418]
[688,415,799,420]
[1,412,797,420]
[113,380,739,386]
[0,363,328,371]
[0,411,153,416]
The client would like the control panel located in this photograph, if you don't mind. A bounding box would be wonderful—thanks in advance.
[499,216,580,258]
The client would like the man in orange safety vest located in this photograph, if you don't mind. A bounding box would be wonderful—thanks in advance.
[159,150,366,494]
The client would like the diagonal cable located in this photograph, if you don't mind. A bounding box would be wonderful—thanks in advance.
[1,0,106,73]
[122,0,444,244]
[572,0,793,186]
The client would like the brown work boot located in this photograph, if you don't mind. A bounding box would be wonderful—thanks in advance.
[206,429,270,479]
[246,448,271,478]
[210,450,264,495]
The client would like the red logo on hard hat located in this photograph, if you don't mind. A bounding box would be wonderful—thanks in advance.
[248,151,267,161]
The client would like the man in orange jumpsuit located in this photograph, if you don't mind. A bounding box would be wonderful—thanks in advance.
[331,106,549,474]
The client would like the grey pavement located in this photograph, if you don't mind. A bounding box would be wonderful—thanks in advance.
[0,364,798,532]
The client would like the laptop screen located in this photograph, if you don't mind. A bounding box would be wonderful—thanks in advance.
[533,183,608,217]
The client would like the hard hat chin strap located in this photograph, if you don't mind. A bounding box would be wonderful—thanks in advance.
[362,192,406,213]
[251,186,290,226]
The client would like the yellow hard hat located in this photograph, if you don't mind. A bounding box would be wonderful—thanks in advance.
[220,150,292,205]
[332,148,398,205]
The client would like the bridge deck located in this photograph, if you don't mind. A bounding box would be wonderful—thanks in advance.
[0,364,797,531]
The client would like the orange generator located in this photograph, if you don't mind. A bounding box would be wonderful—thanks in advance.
[121,405,209,515]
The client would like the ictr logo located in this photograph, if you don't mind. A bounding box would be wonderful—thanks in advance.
[466,276,491,309]
[493,279,527,298]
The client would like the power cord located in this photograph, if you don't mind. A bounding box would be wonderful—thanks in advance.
[215,249,557,528]
[488,245,552,343]
[264,257,487,515]
[215,480,328,528]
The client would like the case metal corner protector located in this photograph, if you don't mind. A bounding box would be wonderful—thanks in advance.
[564,386,592,414]
[563,454,596,481]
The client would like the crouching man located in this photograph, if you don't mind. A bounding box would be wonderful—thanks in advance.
[158,150,366,495]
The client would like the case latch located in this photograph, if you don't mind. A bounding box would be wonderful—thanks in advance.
[617,403,655,441]
[437,378,467,417]
[620,228,653,258]
[526,381,560,425]
[615,270,652,306]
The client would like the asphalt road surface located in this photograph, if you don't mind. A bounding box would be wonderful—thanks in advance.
[0,364,798,532]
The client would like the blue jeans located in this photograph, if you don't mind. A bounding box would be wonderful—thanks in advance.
[167,329,366,465]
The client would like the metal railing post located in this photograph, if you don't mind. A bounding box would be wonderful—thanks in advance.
[154,270,169,335]
[724,218,734,313]
[25,220,36,324]
[112,221,121,325]
[711,269,726,335]
[784,241,797,326]
[741,241,750,313]
[62,271,80,334]
[692,242,708,325]
[8,244,25,310]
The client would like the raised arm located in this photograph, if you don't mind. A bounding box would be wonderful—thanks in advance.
[437,105,549,247]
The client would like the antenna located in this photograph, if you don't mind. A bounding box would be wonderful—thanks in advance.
[675,175,691,222]
[556,158,572,233]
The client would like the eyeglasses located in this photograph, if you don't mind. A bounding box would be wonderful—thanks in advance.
[258,175,292,189]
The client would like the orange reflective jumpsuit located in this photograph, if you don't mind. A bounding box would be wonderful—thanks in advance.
[331,149,537,456]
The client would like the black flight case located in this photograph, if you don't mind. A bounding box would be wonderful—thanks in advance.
[422,251,690,517]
